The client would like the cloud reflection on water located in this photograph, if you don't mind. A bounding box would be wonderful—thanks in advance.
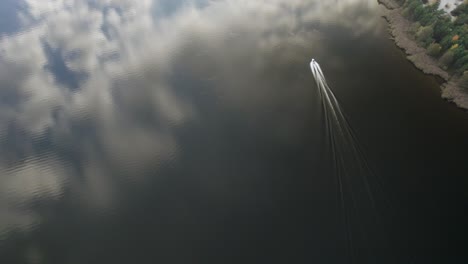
[0,0,383,235]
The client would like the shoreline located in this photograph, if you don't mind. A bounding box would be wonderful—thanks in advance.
[377,0,468,110]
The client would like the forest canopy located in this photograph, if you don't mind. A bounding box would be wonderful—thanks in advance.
[399,0,468,77]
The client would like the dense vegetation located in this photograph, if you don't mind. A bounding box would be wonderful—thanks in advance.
[397,0,468,87]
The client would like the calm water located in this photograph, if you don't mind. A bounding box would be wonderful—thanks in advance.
[1,0,468,263]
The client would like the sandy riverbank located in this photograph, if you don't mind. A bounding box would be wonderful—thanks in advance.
[378,0,468,110]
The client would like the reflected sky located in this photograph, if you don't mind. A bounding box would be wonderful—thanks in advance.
[0,0,430,263]
[1,0,467,262]
[0,0,384,234]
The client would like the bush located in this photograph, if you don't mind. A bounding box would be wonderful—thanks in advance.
[439,50,455,69]
[409,22,422,34]
[416,25,434,44]
[459,72,468,91]
[427,43,442,57]
[402,7,412,18]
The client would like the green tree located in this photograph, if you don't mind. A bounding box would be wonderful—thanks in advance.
[451,1,468,16]
[460,63,468,74]
[454,55,468,73]
[452,45,466,61]
[407,0,423,15]
[401,0,468,75]
[433,20,451,42]
[455,14,468,26]
[420,12,436,25]
[461,36,468,49]
[440,34,455,51]
[413,5,425,20]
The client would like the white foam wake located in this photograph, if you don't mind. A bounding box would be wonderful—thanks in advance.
[310,59,392,260]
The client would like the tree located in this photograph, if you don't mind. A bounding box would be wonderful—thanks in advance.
[454,14,468,26]
[401,0,468,76]
[454,55,468,73]
[461,35,468,49]
[451,1,468,16]
[460,63,468,74]
[407,0,423,15]
[440,34,455,51]
[420,12,436,25]
[452,45,466,61]
[433,20,451,42]
[413,5,425,20]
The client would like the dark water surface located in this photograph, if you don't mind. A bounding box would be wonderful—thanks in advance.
[1,0,468,263]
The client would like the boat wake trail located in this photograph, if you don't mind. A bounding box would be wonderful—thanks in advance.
[310,59,393,262]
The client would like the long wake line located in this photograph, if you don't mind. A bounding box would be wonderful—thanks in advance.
[310,59,393,262]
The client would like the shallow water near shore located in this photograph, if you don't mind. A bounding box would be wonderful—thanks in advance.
[0,0,468,263]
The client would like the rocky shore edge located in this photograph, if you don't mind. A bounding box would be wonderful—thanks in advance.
[378,0,468,110]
